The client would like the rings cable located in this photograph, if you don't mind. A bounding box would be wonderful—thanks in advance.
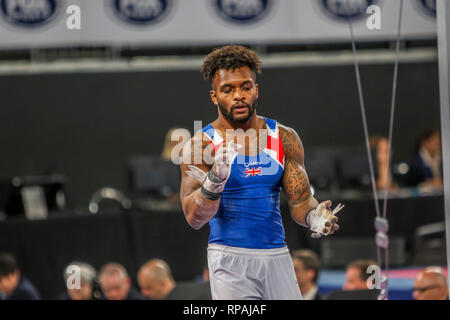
[346,0,404,300]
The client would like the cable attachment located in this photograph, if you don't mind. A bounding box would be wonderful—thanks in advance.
[375,217,389,249]
[375,232,389,249]
[377,275,389,300]
[375,217,389,233]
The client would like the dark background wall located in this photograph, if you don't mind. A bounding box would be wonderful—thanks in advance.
[0,61,441,207]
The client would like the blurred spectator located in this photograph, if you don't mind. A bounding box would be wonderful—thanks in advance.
[413,267,448,300]
[0,252,40,300]
[291,249,322,300]
[369,135,398,190]
[203,264,210,283]
[99,262,144,300]
[406,129,443,190]
[166,281,211,300]
[343,259,378,291]
[160,127,191,203]
[138,259,211,300]
[137,259,176,300]
[161,127,191,163]
[59,261,101,300]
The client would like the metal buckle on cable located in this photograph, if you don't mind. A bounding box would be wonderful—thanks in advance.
[375,217,389,249]
[380,275,388,289]
[377,276,389,300]
[376,232,389,249]
[378,289,388,300]
[375,217,389,233]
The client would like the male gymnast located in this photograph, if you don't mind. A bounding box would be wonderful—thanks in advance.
[179,45,343,300]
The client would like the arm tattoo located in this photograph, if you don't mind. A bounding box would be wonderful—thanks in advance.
[280,126,312,206]
[180,132,212,199]
[179,132,221,229]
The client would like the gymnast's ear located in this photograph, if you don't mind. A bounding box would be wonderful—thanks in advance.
[210,89,218,106]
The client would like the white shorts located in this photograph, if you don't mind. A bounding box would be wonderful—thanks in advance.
[207,243,302,300]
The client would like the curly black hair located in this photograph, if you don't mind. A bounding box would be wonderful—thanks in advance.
[201,45,262,83]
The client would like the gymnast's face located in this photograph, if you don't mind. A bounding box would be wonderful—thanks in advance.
[210,66,259,124]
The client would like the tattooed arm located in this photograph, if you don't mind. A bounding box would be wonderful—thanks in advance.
[280,125,340,237]
[280,125,319,227]
[179,131,219,230]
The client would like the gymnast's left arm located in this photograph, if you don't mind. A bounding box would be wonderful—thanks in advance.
[280,125,341,238]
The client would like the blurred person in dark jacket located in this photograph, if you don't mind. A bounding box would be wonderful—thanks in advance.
[0,252,40,300]
[99,262,144,300]
[291,249,323,300]
[58,261,102,300]
[406,129,443,190]
[138,259,211,300]
[343,259,378,291]
[137,259,176,300]
[161,127,191,163]
[160,127,191,203]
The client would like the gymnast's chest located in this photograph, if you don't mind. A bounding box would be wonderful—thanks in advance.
[225,153,284,189]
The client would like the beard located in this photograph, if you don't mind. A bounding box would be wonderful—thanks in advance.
[218,100,257,124]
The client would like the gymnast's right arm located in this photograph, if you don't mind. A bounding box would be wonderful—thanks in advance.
[180,132,239,230]
[179,133,219,230]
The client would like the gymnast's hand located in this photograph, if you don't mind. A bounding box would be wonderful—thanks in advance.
[307,201,344,239]
[186,141,241,184]
[211,141,241,181]
[185,141,241,200]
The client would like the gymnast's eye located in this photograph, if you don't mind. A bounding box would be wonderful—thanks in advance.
[242,82,253,91]
[222,87,232,94]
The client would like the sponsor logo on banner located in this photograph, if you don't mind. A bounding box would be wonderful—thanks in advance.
[0,0,60,28]
[321,0,375,20]
[418,0,436,17]
[110,0,172,25]
[214,0,272,24]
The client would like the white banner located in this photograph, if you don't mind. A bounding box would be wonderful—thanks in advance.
[0,0,438,49]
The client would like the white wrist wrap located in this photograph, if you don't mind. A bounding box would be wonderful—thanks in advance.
[307,209,330,234]
[202,169,227,194]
